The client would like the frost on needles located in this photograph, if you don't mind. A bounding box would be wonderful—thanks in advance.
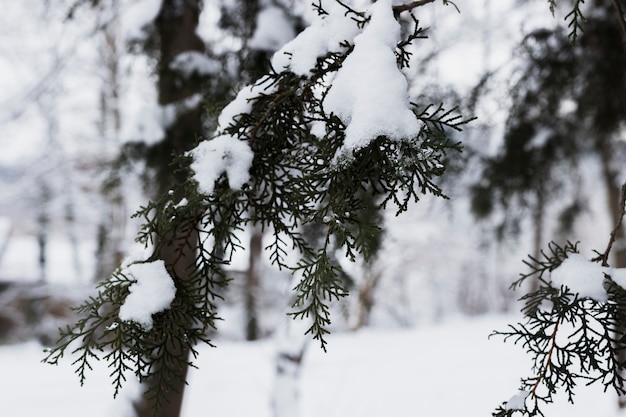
[43,0,468,413]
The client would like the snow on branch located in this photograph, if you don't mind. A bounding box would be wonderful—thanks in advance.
[324,0,422,162]
[492,183,626,416]
[118,260,176,329]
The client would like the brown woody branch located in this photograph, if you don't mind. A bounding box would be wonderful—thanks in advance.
[392,0,436,16]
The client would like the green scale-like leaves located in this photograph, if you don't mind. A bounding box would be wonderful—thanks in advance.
[43,8,469,414]
[492,241,626,416]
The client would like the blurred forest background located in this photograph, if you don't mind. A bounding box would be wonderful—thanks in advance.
[0,0,625,414]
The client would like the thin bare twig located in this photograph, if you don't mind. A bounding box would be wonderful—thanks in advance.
[392,0,436,16]
[594,182,626,267]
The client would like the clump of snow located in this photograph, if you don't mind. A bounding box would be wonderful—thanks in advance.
[217,76,277,129]
[188,77,276,195]
[121,0,162,42]
[611,268,626,289]
[550,254,609,302]
[249,6,296,51]
[271,2,360,75]
[170,51,220,78]
[550,253,626,302]
[189,134,254,195]
[323,0,422,162]
[121,93,165,145]
[118,260,176,329]
[505,390,529,411]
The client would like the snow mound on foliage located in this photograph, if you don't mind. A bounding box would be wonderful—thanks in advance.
[271,2,359,75]
[118,260,176,329]
[323,0,422,161]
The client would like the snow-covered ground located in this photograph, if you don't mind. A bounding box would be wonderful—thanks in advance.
[1,315,621,417]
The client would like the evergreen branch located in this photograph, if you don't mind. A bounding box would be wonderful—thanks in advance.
[289,249,348,351]
[564,0,586,42]
[511,241,579,291]
[493,223,626,415]
[528,318,560,413]
[395,14,429,68]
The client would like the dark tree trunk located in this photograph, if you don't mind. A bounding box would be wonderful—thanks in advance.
[245,227,263,340]
[133,1,206,416]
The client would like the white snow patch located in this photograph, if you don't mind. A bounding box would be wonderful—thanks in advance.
[121,0,162,42]
[118,260,176,329]
[505,390,529,411]
[271,2,360,75]
[609,266,626,291]
[120,88,164,145]
[189,134,254,195]
[170,51,220,78]
[122,92,203,144]
[323,0,422,162]
[550,254,609,302]
[249,6,296,51]
[0,316,619,417]
[217,76,277,129]
[188,77,276,195]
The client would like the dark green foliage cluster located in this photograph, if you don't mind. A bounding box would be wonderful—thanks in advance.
[43,3,469,411]
[205,50,466,348]
[471,9,626,238]
[492,241,626,416]
[470,28,579,237]
[45,182,232,408]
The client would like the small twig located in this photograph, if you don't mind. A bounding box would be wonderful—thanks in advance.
[392,0,436,16]
[611,0,626,44]
[335,0,367,20]
[595,182,626,267]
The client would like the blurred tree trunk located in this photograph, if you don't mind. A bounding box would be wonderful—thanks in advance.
[133,1,205,416]
[353,265,381,330]
[36,180,51,284]
[94,0,126,282]
[245,226,262,340]
[272,313,308,417]
[600,141,626,409]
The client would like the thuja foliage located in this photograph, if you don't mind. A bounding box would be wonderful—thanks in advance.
[491,236,626,416]
[547,0,626,43]
[546,0,586,41]
[43,0,468,412]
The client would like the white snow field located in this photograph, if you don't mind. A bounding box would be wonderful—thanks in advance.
[0,315,622,417]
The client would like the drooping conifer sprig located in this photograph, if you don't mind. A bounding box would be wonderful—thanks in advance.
[222,66,467,348]
[491,183,626,416]
[545,0,586,42]
[43,175,239,408]
[564,0,586,42]
[395,13,429,68]
[43,0,472,410]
